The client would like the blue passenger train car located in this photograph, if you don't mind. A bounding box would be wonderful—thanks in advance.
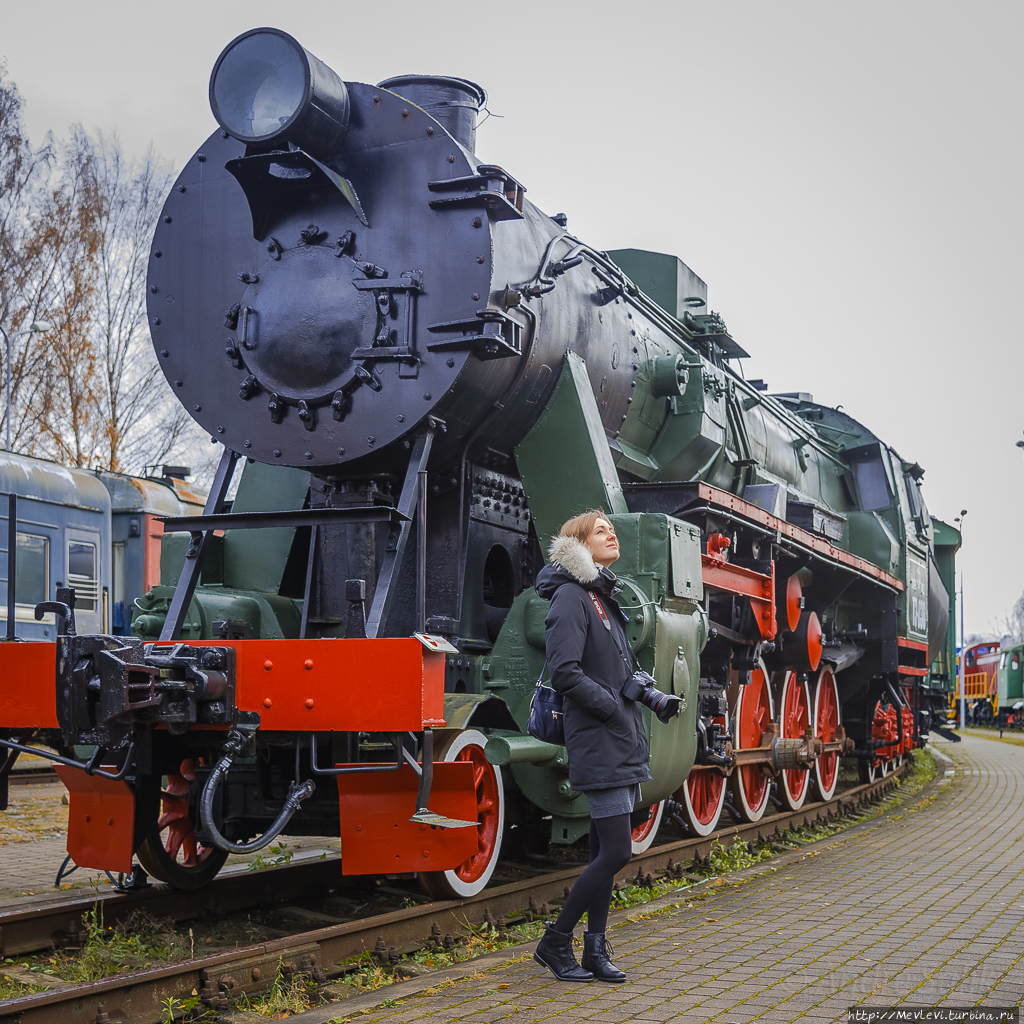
[1,453,205,639]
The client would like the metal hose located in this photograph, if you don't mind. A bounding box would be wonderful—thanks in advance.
[199,741,315,854]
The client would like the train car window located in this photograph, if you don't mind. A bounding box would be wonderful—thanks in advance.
[16,533,49,606]
[68,541,99,612]
[112,541,127,631]
[1,533,49,608]
[966,649,975,667]
[1014,654,1021,672]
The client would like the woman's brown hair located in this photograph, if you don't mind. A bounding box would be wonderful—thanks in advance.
[557,509,609,544]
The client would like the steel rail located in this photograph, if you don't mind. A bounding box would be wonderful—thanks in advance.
[0,767,908,1024]
[7,768,57,785]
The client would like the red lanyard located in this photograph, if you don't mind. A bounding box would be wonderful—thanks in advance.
[588,589,634,669]
[588,591,612,631]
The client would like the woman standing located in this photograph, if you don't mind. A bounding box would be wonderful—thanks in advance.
[532,510,652,984]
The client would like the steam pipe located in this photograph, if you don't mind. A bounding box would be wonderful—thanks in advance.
[199,724,315,853]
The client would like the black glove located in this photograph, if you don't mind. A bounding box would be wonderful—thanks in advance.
[622,669,682,725]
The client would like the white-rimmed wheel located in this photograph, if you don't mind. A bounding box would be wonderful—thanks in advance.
[418,730,505,899]
[811,666,841,801]
[630,801,664,854]
[777,670,812,811]
[680,769,728,836]
[731,661,774,822]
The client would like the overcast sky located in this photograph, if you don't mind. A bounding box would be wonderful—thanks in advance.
[4,0,1022,636]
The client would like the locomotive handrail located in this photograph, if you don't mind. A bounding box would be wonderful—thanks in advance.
[308,732,405,775]
[0,736,136,781]
[157,505,410,532]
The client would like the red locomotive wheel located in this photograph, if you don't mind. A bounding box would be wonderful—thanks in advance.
[731,662,774,822]
[630,802,664,854]
[868,700,899,777]
[136,761,228,890]
[778,670,811,811]
[680,768,727,836]
[419,730,504,900]
[812,667,841,801]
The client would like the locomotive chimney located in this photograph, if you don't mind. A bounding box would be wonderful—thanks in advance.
[377,76,487,152]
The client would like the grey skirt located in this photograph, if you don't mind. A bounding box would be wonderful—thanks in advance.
[585,783,642,819]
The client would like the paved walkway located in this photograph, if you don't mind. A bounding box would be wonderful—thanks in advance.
[295,735,1024,1023]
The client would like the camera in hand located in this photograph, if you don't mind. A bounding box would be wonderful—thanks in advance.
[622,669,682,725]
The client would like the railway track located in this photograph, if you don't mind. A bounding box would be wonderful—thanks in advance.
[6,768,58,786]
[0,767,908,1024]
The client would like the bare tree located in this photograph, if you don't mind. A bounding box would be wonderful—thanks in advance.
[995,592,1024,645]
[27,129,107,466]
[0,64,55,451]
[2,70,213,479]
[85,133,192,473]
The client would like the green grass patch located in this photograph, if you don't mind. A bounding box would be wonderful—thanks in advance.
[0,975,48,1000]
[10,907,189,985]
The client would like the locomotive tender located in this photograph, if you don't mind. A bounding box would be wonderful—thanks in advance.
[0,28,958,895]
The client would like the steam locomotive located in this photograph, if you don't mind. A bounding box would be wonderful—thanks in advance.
[0,27,958,895]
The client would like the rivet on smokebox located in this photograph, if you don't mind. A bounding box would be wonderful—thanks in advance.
[304,659,314,670]
[305,699,315,709]
[263,698,272,708]
[264,660,273,671]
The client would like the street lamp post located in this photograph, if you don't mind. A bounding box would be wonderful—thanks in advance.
[0,322,52,451]
[954,509,968,729]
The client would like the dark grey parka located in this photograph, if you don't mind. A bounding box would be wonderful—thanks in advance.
[535,536,652,792]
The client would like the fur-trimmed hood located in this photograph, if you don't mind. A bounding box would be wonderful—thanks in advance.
[546,536,600,585]
[535,535,619,601]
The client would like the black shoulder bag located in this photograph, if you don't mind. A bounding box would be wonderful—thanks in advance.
[526,663,564,746]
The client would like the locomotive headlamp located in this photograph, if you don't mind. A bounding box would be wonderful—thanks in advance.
[210,28,350,157]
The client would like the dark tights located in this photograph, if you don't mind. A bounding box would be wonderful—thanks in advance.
[553,813,632,935]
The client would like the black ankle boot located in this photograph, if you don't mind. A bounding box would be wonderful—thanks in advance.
[534,925,594,982]
[582,931,626,983]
